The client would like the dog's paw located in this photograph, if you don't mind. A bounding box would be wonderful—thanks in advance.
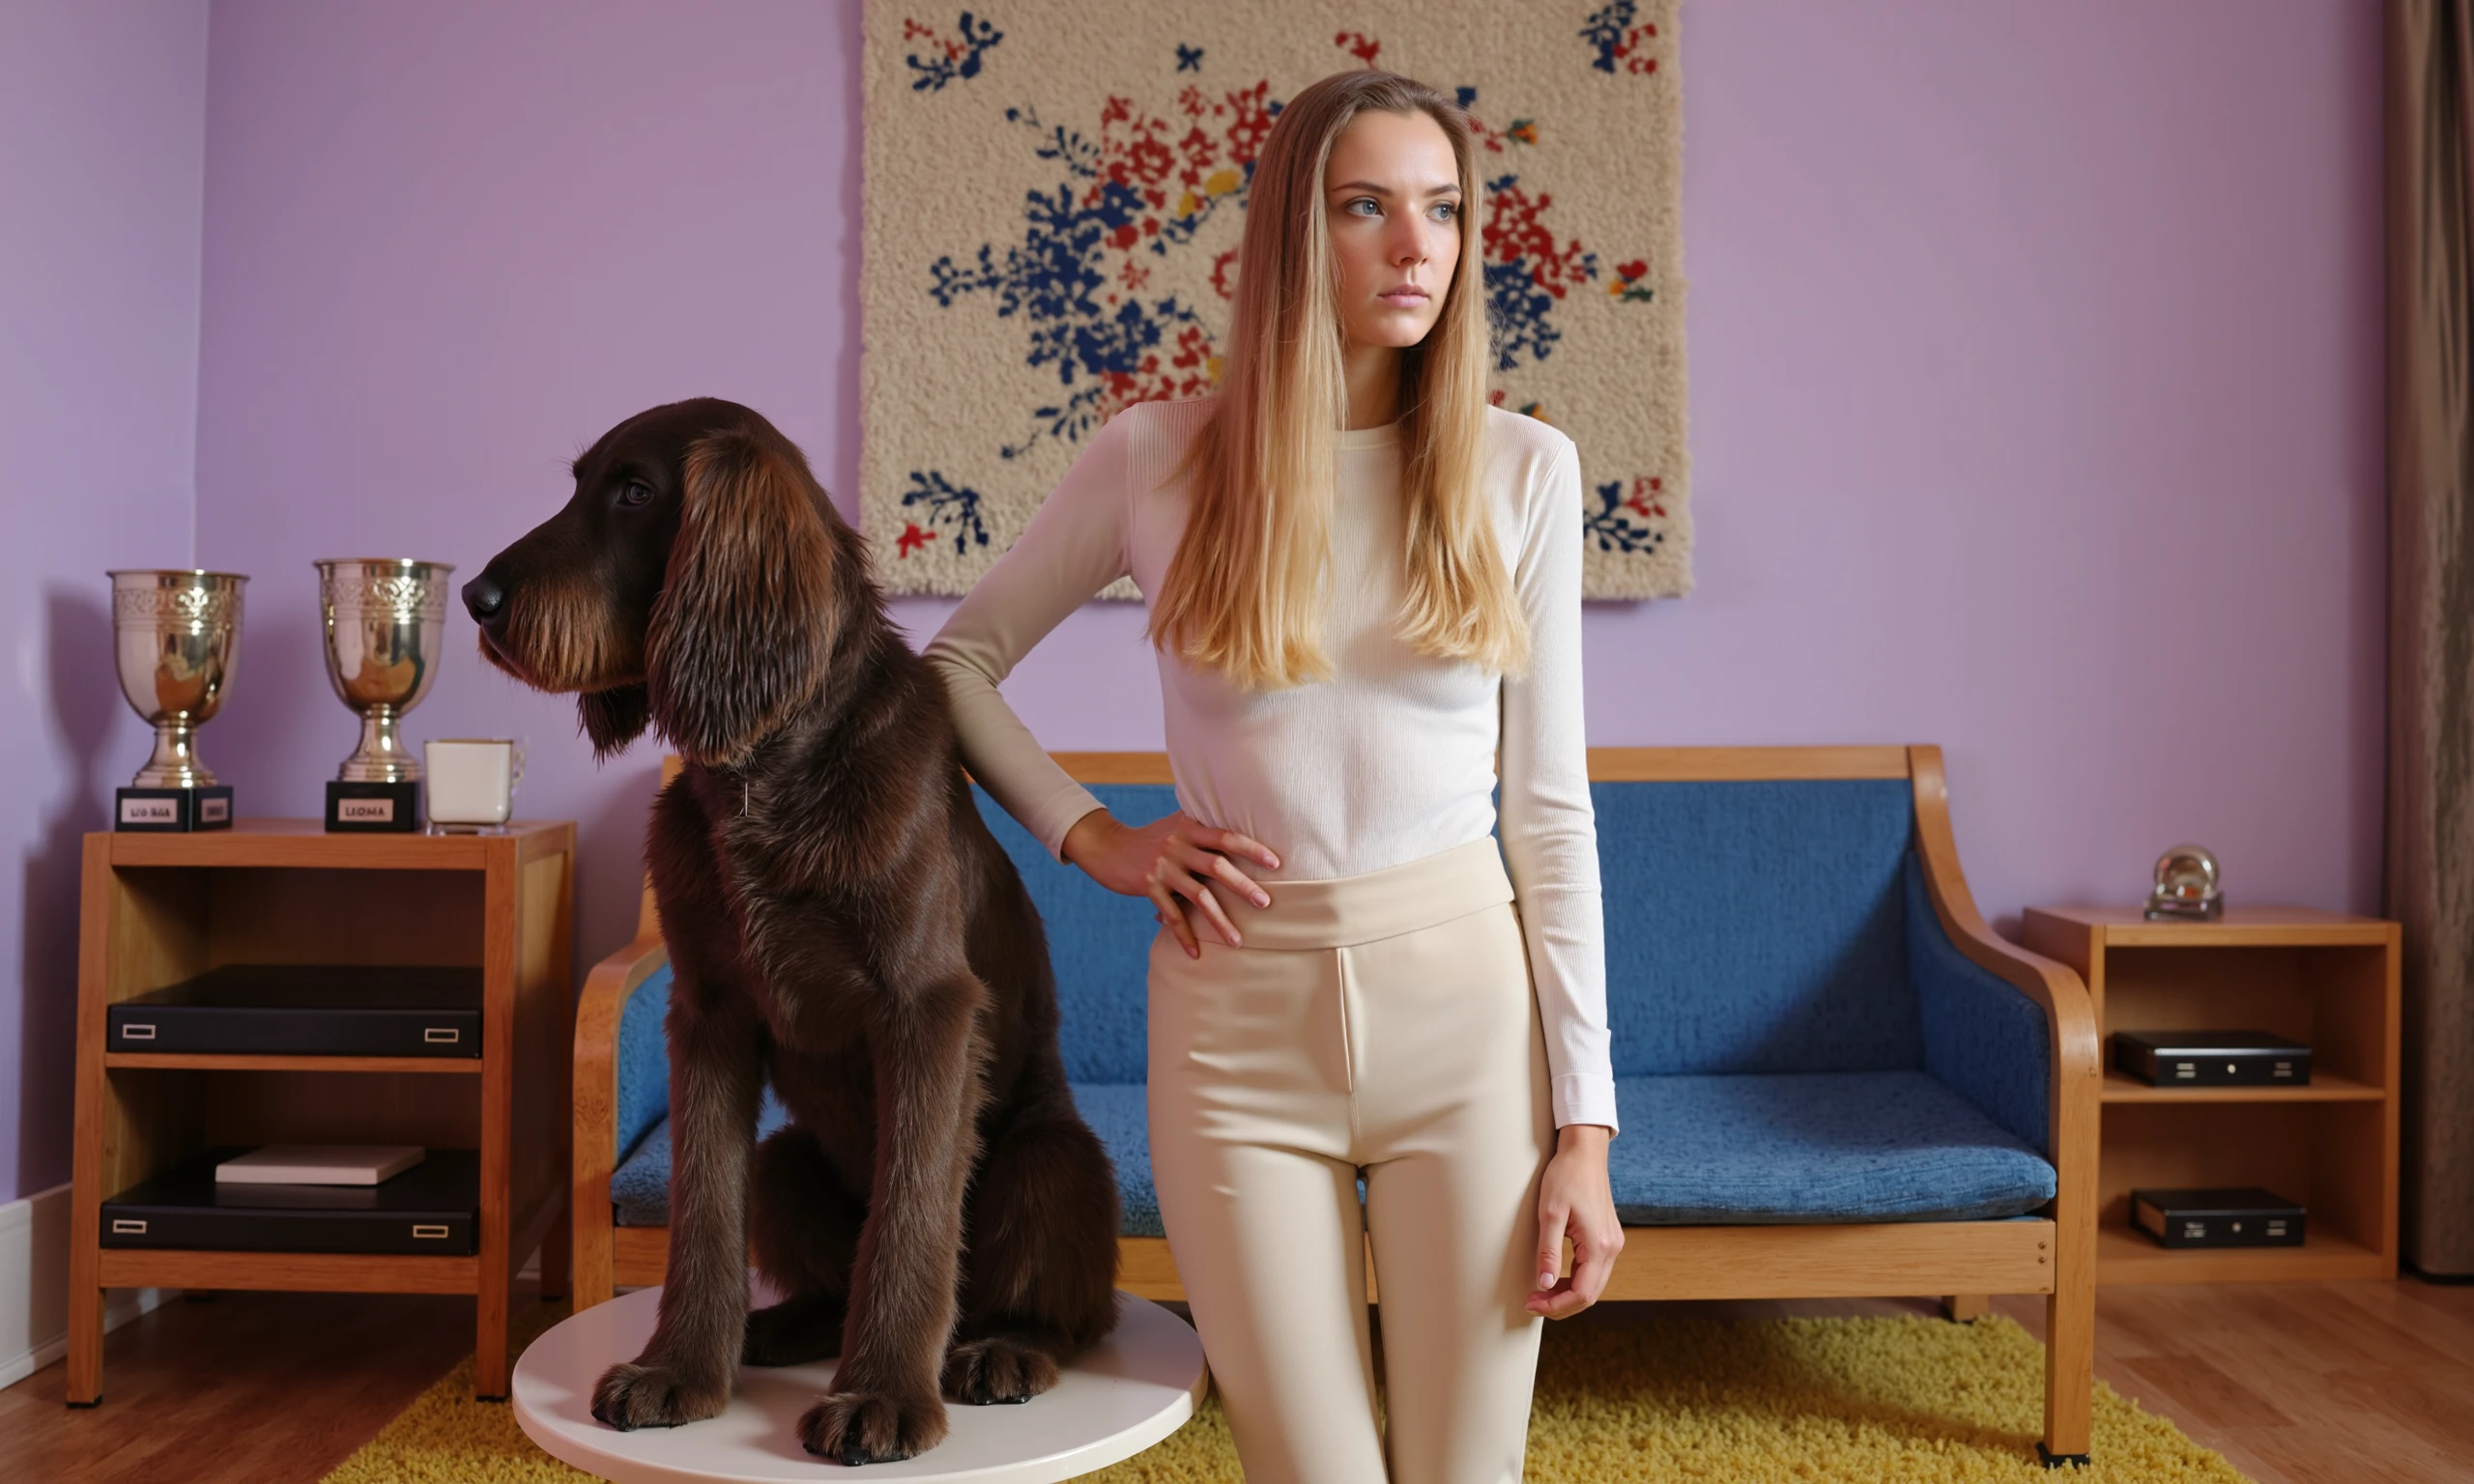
[590,1359,728,1431]
[942,1336,1060,1405]
[742,1298,842,1368]
[796,1388,949,1465]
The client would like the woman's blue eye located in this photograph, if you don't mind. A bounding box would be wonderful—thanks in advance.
[1348,197,1380,215]
[1431,202,1458,221]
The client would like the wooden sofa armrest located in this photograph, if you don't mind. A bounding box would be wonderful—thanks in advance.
[1907,746,2102,1095]
[1908,744,2099,1446]
[571,930,669,1310]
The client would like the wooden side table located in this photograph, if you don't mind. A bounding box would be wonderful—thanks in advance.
[66,819,575,1403]
[2021,905,2400,1285]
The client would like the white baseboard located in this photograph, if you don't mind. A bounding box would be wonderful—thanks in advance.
[0,1184,167,1393]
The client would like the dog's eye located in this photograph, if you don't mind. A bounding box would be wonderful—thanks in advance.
[617,480,653,508]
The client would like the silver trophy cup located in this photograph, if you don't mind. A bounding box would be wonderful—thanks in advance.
[316,558,454,789]
[110,569,247,789]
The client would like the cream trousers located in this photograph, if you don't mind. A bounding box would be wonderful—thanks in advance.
[1148,838,1554,1484]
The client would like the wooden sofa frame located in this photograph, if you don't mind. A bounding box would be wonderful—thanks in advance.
[570,746,2099,1462]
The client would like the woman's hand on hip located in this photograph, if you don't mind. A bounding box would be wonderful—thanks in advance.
[1060,807,1280,957]
[1527,1123,1624,1320]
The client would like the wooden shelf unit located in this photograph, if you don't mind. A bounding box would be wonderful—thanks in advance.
[2022,904,2400,1286]
[67,818,576,1404]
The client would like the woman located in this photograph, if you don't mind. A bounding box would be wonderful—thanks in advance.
[925,69,1622,1483]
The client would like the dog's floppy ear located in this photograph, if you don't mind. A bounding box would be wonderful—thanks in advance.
[577,684,651,760]
[645,428,838,767]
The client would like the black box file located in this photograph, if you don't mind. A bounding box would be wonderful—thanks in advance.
[2112,1028,2312,1087]
[101,1148,478,1256]
[106,965,483,1058]
[2129,1186,2306,1249]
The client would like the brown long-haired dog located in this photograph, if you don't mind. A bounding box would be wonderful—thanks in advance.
[464,399,1119,1464]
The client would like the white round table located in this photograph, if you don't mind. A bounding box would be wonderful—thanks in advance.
[512,1287,1208,1483]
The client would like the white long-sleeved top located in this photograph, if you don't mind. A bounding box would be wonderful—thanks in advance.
[922,397,1616,1129]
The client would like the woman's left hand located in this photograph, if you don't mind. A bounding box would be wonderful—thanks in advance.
[1526,1123,1623,1319]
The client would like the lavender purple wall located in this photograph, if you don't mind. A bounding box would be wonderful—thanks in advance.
[0,1,210,1202]
[5,0,2383,1198]
[192,0,864,975]
[1655,1,2386,932]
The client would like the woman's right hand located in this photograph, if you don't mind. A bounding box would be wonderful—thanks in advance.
[1061,808,1280,957]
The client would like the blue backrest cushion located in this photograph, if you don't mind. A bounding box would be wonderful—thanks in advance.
[615,962,675,1162]
[973,782,1175,1084]
[1596,778,1922,1075]
[635,776,1928,1095]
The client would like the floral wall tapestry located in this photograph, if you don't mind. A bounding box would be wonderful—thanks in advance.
[861,0,1688,600]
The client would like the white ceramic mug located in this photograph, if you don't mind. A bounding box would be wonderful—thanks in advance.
[423,738,524,831]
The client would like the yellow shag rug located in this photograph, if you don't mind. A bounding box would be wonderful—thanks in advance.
[323,1306,2251,1483]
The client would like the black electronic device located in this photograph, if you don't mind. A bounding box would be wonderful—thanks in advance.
[101,1148,478,1255]
[2111,1028,2311,1087]
[2128,1186,2306,1249]
[105,964,482,1058]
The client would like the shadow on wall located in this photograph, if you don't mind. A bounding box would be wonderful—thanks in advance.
[17,587,117,1193]
[573,749,666,957]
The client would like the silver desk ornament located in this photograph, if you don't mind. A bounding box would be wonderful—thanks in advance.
[2145,844,2223,921]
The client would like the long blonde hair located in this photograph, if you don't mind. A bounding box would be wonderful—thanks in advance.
[1145,70,1526,690]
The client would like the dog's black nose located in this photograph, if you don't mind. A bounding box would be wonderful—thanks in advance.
[462,571,506,622]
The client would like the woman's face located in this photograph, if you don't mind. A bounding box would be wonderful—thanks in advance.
[1322,108,1463,353]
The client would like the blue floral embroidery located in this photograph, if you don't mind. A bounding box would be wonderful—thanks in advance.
[1584,477,1667,555]
[1580,1,1634,73]
[1578,0,1658,75]
[1483,173,1599,371]
[905,12,1002,92]
[902,471,991,552]
[928,176,1214,457]
[1486,260,1564,370]
[920,84,1278,467]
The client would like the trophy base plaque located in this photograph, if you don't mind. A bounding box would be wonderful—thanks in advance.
[326,780,420,833]
[116,785,233,833]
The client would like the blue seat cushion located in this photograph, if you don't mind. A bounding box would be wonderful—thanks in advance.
[613,1076,2047,1232]
[610,1083,1165,1240]
[1608,1070,2056,1224]
[611,1087,792,1227]
[1068,1082,1161,1238]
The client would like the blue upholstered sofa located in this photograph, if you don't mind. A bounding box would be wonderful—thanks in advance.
[569,747,2099,1464]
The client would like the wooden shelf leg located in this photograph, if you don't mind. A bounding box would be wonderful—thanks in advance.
[65,1270,103,1407]
[1942,1293,1990,1322]
[475,1281,511,1400]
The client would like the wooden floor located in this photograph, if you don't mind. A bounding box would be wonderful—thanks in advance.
[1999,1280,2474,1484]
[1653,1282,2474,1484]
[0,1285,525,1484]
[4,1276,2468,1483]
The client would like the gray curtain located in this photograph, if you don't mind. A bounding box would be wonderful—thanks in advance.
[2388,0,2474,1278]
